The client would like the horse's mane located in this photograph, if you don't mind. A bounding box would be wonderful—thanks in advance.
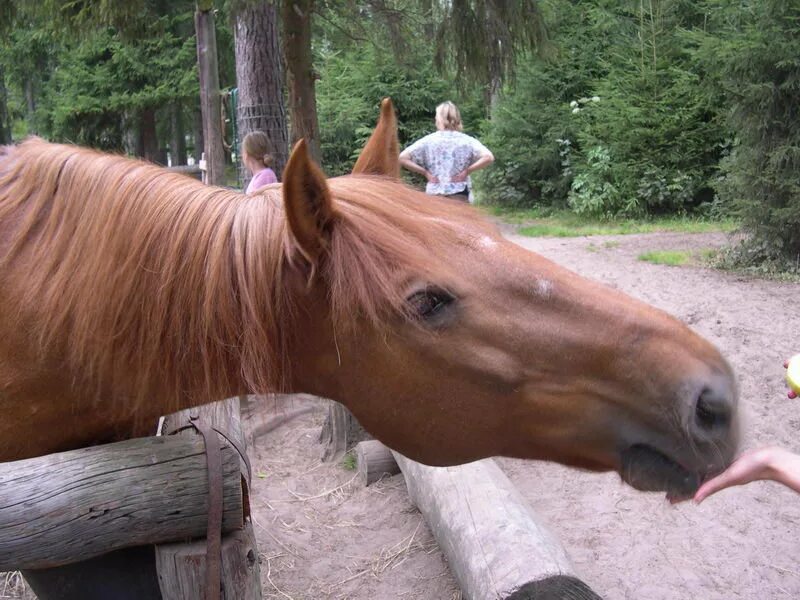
[0,138,494,412]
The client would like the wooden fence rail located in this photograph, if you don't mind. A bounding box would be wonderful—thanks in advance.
[0,397,261,600]
[0,435,242,571]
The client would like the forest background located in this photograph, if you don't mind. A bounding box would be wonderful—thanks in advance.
[0,0,798,272]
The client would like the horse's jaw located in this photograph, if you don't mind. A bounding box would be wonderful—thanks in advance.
[620,444,704,501]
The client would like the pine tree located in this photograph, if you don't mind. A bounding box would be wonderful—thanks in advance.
[712,1,800,267]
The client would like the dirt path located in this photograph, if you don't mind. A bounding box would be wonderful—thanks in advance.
[7,231,800,600]
[249,231,800,600]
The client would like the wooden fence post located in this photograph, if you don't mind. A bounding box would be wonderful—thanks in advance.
[155,397,261,600]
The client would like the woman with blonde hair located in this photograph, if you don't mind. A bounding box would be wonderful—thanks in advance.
[399,101,494,202]
[241,131,278,194]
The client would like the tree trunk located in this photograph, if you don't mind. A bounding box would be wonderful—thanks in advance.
[195,2,226,185]
[139,107,164,164]
[170,103,187,166]
[0,65,11,144]
[193,104,204,162]
[421,0,435,40]
[281,0,321,164]
[23,77,36,135]
[131,113,144,158]
[234,1,289,182]
[486,31,503,115]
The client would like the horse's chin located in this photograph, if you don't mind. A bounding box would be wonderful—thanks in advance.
[620,444,702,501]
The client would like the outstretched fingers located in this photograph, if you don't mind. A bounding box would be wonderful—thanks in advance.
[693,448,776,504]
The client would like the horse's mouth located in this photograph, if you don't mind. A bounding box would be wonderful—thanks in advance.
[620,444,702,501]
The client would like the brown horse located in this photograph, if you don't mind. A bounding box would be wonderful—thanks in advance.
[0,99,737,499]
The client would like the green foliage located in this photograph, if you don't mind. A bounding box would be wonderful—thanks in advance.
[568,146,627,216]
[638,250,691,266]
[316,45,451,175]
[315,18,481,177]
[638,248,717,267]
[705,1,800,266]
[434,0,549,94]
[39,19,197,149]
[483,0,728,216]
[478,1,614,207]
[488,205,736,237]
[517,216,733,238]
[477,59,576,206]
[0,1,221,155]
[0,0,795,276]
[342,452,357,471]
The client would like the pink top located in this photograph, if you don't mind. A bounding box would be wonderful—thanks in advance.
[245,168,278,194]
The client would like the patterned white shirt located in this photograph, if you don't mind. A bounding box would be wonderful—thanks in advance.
[403,130,491,196]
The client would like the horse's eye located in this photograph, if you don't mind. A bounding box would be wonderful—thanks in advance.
[407,288,455,320]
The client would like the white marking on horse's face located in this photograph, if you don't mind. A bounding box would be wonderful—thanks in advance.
[534,279,553,300]
[477,236,498,250]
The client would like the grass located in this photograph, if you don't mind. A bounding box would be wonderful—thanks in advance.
[342,451,357,471]
[638,248,718,267]
[638,250,692,266]
[484,206,738,238]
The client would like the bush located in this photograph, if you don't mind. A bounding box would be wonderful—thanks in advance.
[478,2,609,208]
[316,43,477,177]
[481,1,728,216]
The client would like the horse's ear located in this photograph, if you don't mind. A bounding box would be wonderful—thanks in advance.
[282,139,335,263]
[352,97,400,178]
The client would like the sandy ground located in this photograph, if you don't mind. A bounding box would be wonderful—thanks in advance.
[6,230,800,600]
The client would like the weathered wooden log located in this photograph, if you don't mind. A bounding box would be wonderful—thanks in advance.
[0,435,242,571]
[159,397,251,490]
[392,453,603,600]
[155,397,261,600]
[319,400,368,462]
[156,516,261,600]
[355,439,400,485]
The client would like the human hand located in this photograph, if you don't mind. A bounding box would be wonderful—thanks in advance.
[693,447,781,503]
[426,172,439,184]
[451,170,468,183]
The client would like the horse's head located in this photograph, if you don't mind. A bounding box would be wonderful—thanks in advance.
[280,99,738,500]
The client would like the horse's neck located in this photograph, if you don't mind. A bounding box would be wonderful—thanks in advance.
[3,152,292,414]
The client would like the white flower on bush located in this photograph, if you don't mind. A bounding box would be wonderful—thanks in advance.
[591,96,600,102]
[572,107,580,114]
[570,100,578,108]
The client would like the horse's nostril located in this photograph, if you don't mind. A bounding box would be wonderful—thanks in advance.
[695,388,731,432]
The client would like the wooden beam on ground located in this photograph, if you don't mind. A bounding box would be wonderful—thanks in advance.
[0,435,242,571]
[355,439,400,485]
[392,452,604,600]
[155,397,261,600]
